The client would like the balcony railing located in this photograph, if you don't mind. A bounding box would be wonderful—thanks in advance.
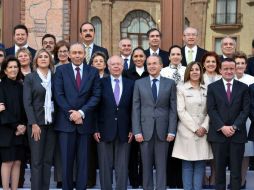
[211,13,243,30]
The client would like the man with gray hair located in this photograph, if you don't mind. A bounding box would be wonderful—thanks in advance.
[181,27,207,66]
[119,38,134,70]
[220,36,236,61]
[94,55,134,190]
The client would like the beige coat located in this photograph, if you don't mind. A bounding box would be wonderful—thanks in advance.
[172,81,213,161]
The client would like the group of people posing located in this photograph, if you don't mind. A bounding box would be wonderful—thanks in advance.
[0,22,253,190]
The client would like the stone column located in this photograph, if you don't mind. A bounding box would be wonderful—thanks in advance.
[101,0,113,54]
[160,0,183,50]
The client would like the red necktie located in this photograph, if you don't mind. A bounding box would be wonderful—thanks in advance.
[75,67,81,90]
[226,82,231,102]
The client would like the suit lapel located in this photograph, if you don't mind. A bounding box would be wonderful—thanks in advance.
[218,79,230,105]
[119,78,128,105]
[145,77,155,103]
[79,65,89,92]
[230,80,238,105]
[156,77,164,104]
[106,77,117,106]
[66,63,77,90]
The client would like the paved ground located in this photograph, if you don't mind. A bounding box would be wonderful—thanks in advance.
[1,167,254,189]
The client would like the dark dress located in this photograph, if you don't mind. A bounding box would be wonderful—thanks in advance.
[0,77,27,162]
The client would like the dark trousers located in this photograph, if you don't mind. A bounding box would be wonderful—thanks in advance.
[87,137,98,187]
[28,125,56,190]
[211,141,244,190]
[128,140,143,188]
[59,131,90,190]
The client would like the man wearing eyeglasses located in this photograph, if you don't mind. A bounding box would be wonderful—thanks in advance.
[181,27,207,66]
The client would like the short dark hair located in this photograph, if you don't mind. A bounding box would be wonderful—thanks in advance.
[91,51,107,65]
[201,51,221,74]
[168,45,182,56]
[13,24,28,35]
[220,57,236,68]
[0,56,23,81]
[146,28,162,38]
[53,40,70,63]
[79,22,95,33]
[131,47,146,59]
[42,34,56,45]
[252,39,254,48]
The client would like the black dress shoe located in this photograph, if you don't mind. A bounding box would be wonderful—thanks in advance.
[56,182,62,188]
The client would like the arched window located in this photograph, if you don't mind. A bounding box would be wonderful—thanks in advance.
[120,10,156,49]
[91,16,102,46]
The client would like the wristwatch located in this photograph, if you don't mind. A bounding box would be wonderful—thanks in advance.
[232,125,238,131]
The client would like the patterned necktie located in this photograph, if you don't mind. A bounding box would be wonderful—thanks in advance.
[124,59,128,70]
[172,67,181,84]
[226,82,231,102]
[75,67,81,90]
[114,79,120,105]
[152,79,158,102]
[85,46,91,63]
[187,49,193,64]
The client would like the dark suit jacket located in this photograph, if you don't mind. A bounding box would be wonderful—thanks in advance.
[144,48,169,68]
[248,83,254,141]
[123,66,149,80]
[23,71,54,126]
[0,78,26,147]
[207,79,250,143]
[5,45,36,59]
[181,46,207,66]
[87,44,109,65]
[54,63,101,134]
[246,57,254,76]
[96,76,134,142]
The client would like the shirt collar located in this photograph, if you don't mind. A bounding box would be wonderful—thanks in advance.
[110,75,122,82]
[149,48,159,55]
[121,55,131,60]
[185,45,197,53]
[83,43,94,49]
[184,80,206,89]
[222,78,234,86]
[149,75,160,82]
[72,63,84,71]
[15,44,29,53]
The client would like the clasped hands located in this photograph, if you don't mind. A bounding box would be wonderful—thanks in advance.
[220,125,236,137]
[195,127,207,137]
[135,134,175,143]
[69,110,83,125]
[15,124,26,136]
[94,132,133,143]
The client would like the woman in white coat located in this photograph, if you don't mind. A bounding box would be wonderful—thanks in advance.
[172,61,213,190]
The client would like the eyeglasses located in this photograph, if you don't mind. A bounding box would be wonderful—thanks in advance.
[0,54,4,57]
[58,50,68,54]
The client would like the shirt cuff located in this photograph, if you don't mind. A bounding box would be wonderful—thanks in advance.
[78,110,85,119]
[135,133,142,138]
[168,133,175,137]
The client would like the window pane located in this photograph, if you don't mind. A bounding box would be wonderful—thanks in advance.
[141,35,149,49]
[140,18,150,33]
[128,18,139,33]
[129,34,138,48]
[216,0,226,24]
[91,17,102,46]
[227,0,237,24]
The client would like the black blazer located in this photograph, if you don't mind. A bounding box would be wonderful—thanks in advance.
[87,44,109,65]
[123,66,149,81]
[5,45,36,59]
[181,46,207,66]
[248,83,254,141]
[0,78,27,147]
[144,48,169,68]
[96,76,134,142]
[207,79,250,143]
[23,71,54,126]
[246,57,254,76]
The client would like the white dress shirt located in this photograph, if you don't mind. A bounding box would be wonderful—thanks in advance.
[72,63,84,79]
[15,44,29,54]
[121,55,131,68]
[149,48,159,55]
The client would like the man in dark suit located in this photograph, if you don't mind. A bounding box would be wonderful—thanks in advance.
[94,55,134,190]
[181,27,207,66]
[119,38,134,70]
[5,24,36,59]
[54,43,101,190]
[80,22,109,65]
[144,28,169,68]
[246,40,254,76]
[132,55,177,190]
[249,83,254,141]
[80,21,109,187]
[207,58,250,190]
[219,36,236,62]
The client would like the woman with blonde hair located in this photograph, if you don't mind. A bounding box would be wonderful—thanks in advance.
[23,49,55,190]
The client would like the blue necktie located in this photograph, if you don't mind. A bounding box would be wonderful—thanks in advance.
[124,59,128,70]
[152,79,158,102]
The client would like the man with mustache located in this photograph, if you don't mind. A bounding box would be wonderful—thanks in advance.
[80,22,109,65]
[42,33,56,56]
